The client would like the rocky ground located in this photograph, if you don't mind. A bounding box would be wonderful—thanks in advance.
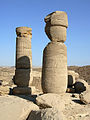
[0,66,90,120]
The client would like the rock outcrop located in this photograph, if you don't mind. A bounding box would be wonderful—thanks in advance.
[36,93,66,111]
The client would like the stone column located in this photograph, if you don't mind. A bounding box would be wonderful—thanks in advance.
[41,11,68,94]
[13,27,32,95]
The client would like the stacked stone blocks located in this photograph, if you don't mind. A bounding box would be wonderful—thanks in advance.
[42,11,68,94]
[13,27,32,94]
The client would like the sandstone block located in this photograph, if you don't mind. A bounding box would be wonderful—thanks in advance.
[79,87,90,104]
[45,25,66,42]
[44,11,68,42]
[42,11,68,94]
[42,42,67,94]
[0,95,39,120]
[16,26,32,37]
[12,87,31,95]
[16,50,32,58]
[16,47,32,53]
[15,26,32,70]
[14,69,30,87]
[44,11,68,27]
[16,55,32,69]
[74,79,89,93]
[36,93,65,111]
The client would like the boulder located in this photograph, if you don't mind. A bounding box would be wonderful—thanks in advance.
[36,93,69,111]
[74,79,89,93]
[12,87,31,95]
[79,87,90,104]
[44,11,68,27]
[0,95,39,120]
[42,42,67,94]
[27,108,63,120]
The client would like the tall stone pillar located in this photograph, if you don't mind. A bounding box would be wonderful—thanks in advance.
[42,11,68,94]
[13,27,32,95]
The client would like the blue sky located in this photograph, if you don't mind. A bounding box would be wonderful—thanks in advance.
[0,0,90,66]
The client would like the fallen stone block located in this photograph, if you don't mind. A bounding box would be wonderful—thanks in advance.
[36,93,66,111]
[74,79,88,93]
[12,87,31,95]
[0,95,39,120]
[79,87,90,104]
[27,108,63,120]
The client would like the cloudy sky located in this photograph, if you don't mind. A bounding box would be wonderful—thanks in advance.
[0,0,90,66]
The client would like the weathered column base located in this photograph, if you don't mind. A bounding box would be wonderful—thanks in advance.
[12,87,31,95]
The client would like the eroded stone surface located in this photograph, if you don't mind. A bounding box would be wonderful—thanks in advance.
[42,42,67,94]
[12,87,31,95]
[0,95,39,120]
[13,26,32,95]
[16,27,32,37]
[44,11,68,27]
[79,87,90,104]
[27,108,63,120]
[44,11,68,42]
[42,11,68,94]
[36,93,71,111]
